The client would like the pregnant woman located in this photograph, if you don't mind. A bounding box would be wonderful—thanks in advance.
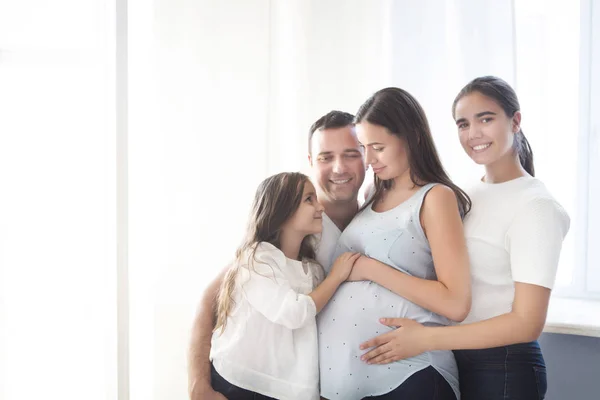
[318,87,472,400]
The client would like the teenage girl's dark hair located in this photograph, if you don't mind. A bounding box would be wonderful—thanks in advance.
[452,76,534,176]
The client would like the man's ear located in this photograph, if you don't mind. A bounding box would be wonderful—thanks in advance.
[308,153,313,167]
[512,111,522,134]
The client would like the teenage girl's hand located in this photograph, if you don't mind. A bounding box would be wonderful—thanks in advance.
[359,317,427,364]
[329,252,361,283]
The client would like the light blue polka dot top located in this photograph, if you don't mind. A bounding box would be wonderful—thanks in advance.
[317,183,460,399]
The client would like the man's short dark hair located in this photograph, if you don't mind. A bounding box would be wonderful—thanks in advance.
[308,110,355,154]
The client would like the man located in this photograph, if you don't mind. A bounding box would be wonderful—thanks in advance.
[188,111,366,400]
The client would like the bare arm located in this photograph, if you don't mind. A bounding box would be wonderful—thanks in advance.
[425,282,550,349]
[309,252,360,312]
[350,185,471,322]
[360,282,550,363]
[245,251,358,321]
[309,277,345,312]
[188,266,228,400]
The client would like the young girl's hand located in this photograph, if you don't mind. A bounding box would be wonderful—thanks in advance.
[346,255,371,281]
[330,252,361,283]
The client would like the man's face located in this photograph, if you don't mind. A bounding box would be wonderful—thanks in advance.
[308,126,366,204]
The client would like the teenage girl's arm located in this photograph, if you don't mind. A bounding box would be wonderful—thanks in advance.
[358,197,570,364]
[308,252,360,311]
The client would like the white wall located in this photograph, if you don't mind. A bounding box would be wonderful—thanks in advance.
[129,1,270,398]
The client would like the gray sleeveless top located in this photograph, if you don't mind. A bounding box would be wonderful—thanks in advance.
[317,184,460,399]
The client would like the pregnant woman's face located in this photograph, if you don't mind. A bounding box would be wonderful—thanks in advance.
[355,121,409,182]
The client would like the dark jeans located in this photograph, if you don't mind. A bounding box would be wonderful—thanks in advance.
[363,366,456,400]
[211,363,277,400]
[454,341,547,400]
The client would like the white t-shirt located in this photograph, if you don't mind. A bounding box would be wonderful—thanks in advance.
[210,242,325,400]
[462,176,570,324]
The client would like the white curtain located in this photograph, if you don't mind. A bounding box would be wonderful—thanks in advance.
[264,0,517,180]
[513,0,580,287]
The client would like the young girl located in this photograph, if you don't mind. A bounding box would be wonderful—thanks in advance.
[358,76,570,400]
[210,172,359,400]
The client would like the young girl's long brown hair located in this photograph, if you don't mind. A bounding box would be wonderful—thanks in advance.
[214,172,316,333]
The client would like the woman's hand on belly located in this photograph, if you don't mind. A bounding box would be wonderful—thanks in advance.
[358,317,428,364]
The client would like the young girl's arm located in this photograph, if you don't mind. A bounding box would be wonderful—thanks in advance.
[358,197,570,363]
[242,245,358,329]
[309,252,360,311]
[349,185,471,322]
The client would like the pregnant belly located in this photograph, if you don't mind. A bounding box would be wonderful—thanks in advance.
[317,281,431,352]
[316,281,436,397]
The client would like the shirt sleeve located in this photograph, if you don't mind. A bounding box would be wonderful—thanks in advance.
[239,244,317,330]
[505,197,570,289]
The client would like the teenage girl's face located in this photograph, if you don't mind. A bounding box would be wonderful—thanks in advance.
[454,91,521,167]
[355,121,410,182]
[282,181,324,236]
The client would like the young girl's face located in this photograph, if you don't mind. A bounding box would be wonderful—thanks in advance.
[282,181,324,236]
[355,121,410,182]
[454,91,521,167]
